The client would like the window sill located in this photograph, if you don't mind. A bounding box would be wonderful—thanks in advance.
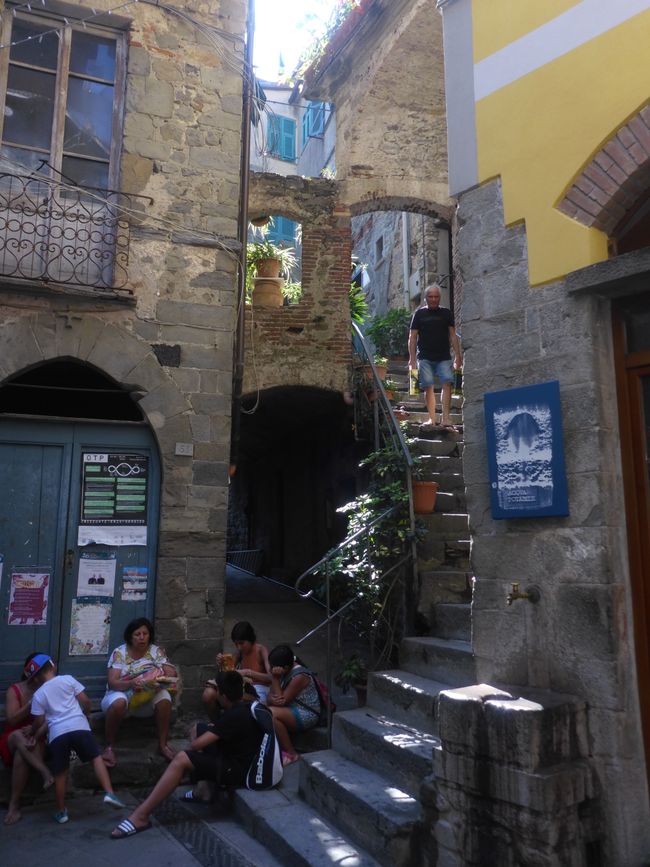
[0,276,136,305]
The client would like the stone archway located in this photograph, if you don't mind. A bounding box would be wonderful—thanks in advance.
[0,310,190,450]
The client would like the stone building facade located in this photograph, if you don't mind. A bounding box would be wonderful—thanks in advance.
[439,0,650,863]
[0,0,246,706]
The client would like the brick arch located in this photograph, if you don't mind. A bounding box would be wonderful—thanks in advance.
[350,195,453,222]
[0,311,189,437]
[557,103,650,234]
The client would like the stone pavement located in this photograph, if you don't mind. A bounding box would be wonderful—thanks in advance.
[0,784,285,867]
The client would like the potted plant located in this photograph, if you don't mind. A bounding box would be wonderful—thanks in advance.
[247,238,296,279]
[411,454,438,514]
[373,355,388,381]
[246,237,296,306]
[383,377,399,401]
[335,654,368,707]
[366,308,412,359]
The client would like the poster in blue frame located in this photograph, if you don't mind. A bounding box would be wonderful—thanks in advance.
[484,380,569,519]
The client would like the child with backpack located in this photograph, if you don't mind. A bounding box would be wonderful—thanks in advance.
[28,654,125,823]
[266,644,324,766]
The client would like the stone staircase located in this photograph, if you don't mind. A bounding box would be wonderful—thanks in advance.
[186,368,476,865]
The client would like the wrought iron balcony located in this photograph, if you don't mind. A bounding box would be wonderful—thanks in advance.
[0,171,145,292]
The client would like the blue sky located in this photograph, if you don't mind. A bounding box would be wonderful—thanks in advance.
[253,0,340,80]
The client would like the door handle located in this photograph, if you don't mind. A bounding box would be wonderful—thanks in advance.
[65,548,75,573]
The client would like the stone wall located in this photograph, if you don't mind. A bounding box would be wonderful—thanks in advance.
[245,173,352,395]
[352,211,447,318]
[0,0,247,707]
[457,178,650,863]
[305,0,450,217]
[425,685,599,867]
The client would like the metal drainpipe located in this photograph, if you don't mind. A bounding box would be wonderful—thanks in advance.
[230,0,255,473]
[401,211,410,308]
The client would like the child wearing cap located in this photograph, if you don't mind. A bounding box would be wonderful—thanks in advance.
[29,654,126,823]
[1,653,53,826]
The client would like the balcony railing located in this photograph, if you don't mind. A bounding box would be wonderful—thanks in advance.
[0,172,146,292]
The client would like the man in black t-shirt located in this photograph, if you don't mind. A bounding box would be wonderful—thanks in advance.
[111,671,263,838]
[408,284,462,429]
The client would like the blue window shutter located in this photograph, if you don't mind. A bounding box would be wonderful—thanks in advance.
[302,110,310,150]
[267,216,296,246]
[281,117,296,160]
[310,102,325,136]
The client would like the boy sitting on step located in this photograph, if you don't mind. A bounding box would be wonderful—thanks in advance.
[28,654,126,823]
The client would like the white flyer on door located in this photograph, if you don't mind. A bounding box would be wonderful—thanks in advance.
[76,552,116,597]
[78,525,147,547]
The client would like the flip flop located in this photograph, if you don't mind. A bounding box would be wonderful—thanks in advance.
[111,818,152,839]
[441,424,459,433]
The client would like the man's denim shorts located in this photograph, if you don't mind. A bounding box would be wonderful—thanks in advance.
[418,358,453,388]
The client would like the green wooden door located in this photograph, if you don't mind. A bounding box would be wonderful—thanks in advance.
[0,419,160,697]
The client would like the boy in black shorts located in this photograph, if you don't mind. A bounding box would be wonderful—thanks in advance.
[28,654,125,823]
[111,670,264,839]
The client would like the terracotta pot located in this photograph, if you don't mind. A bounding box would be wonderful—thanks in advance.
[412,480,439,514]
[384,389,394,401]
[256,257,282,278]
[253,277,284,307]
[374,364,387,381]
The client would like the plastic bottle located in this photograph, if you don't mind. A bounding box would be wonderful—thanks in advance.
[409,368,419,397]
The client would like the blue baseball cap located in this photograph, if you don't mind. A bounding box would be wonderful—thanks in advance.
[24,653,53,678]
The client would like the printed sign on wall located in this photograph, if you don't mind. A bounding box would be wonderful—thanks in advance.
[69,599,112,655]
[81,453,149,525]
[76,551,117,597]
[484,380,569,519]
[8,570,50,626]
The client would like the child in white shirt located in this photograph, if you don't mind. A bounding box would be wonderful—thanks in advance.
[28,654,125,823]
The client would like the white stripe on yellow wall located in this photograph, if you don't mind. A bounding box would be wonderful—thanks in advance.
[474,0,650,101]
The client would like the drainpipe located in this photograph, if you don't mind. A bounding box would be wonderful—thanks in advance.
[401,211,410,308]
[230,0,255,473]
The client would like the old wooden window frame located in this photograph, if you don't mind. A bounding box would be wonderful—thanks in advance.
[0,6,127,191]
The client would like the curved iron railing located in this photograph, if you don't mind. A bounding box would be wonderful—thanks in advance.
[0,171,148,291]
[292,323,418,744]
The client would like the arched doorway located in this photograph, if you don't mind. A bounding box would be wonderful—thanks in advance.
[0,359,161,697]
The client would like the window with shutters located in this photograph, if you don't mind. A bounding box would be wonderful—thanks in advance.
[301,102,325,150]
[267,114,296,162]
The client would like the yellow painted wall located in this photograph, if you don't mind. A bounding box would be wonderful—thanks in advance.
[473,6,650,285]
[473,0,582,63]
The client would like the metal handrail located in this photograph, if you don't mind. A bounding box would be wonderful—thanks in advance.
[290,324,420,747]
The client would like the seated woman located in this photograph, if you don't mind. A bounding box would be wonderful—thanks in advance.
[203,621,271,721]
[1,653,52,825]
[266,644,320,767]
[101,617,178,766]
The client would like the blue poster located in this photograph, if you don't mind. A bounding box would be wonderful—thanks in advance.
[484,380,569,519]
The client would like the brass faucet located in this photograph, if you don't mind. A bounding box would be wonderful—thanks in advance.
[506,582,541,606]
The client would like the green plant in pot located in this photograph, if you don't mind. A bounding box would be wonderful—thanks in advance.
[366,308,412,358]
[335,653,368,706]
[247,237,296,280]
[383,377,399,400]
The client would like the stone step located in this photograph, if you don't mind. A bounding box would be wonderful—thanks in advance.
[332,708,439,798]
[418,512,469,538]
[417,539,471,573]
[235,773,381,867]
[419,465,465,492]
[299,750,421,867]
[400,636,475,686]
[434,489,466,513]
[431,602,471,641]
[162,795,286,867]
[409,436,460,457]
[419,570,472,609]
[368,669,449,735]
